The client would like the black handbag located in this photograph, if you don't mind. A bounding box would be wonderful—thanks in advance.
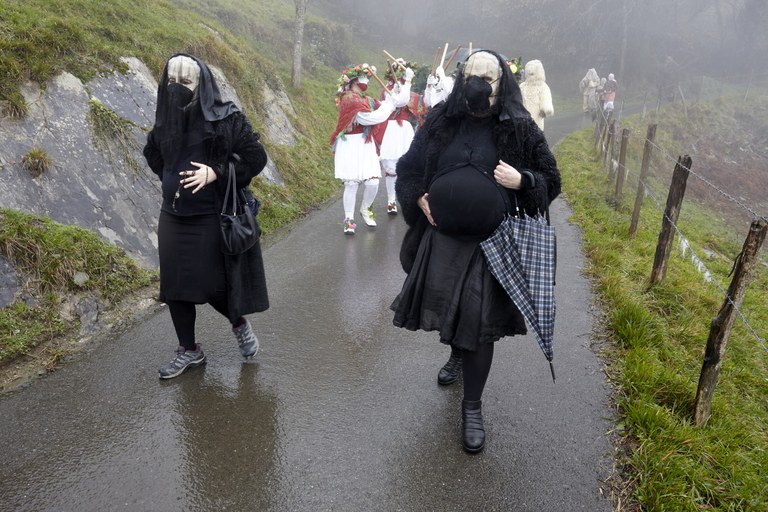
[219,160,259,255]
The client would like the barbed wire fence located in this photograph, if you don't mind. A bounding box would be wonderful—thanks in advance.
[587,96,768,426]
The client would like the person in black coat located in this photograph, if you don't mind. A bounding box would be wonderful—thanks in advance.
[391,50,561,453]
[143,54,269,379]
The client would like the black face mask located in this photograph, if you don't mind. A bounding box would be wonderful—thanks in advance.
[166,82,194,110]
[464,75,493,116]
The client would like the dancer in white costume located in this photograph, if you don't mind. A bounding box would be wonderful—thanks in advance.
[424,64,454,108]
[379,60,416,215]
[519,59,554,131]
[330,63,409,234]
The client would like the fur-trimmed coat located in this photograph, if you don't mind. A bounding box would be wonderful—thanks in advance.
[395,103,561,272]
[143,111,269,321]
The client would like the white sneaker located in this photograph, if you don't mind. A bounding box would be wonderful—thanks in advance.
[387,201,398,215]
[359,207,377,226]
[343,217,356,234]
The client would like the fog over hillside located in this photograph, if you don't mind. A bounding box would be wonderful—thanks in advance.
[311,0,767,91]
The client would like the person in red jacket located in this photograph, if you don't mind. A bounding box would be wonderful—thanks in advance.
[330,64,408,233]
[379,60,416,215]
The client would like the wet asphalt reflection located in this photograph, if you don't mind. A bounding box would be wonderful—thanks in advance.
[0,112,613,511]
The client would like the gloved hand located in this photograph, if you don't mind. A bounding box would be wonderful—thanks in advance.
[436,65,447,82]
[404,67,414,82]
[426,74,438,86]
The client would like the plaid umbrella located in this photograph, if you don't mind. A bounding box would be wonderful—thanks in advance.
[480,212,557,380]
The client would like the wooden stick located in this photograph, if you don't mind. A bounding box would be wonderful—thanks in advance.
[387,59,396,82]
[369,70,392,95]
[383,50,397,63]
[431,47,441,74]
[468,41,473,54]
[444,45,462,70]
[438,43,449,69]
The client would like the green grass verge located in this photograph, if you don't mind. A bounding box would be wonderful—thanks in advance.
[0,209,155,363]
[556,127,768,510]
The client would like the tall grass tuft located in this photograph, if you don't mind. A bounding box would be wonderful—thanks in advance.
[20,147,53,177]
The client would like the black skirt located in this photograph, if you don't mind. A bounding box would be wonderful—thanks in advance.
[391,226,527,351]
[158,210,227,304]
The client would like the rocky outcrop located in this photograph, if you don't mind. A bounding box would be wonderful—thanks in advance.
[0,57,298,271]
[0,56,301,337]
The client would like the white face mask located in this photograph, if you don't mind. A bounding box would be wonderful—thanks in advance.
[357,76,369,85]
[167,56,200,91]
[463,52,502,106]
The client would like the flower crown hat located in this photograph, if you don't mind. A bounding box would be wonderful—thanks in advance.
[336,63,377,96]
[386,58,419,81]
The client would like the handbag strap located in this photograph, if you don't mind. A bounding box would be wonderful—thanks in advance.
[221,160,238,216]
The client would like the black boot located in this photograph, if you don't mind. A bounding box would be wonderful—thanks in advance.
[461,399,485,453]
[437,351,462,386]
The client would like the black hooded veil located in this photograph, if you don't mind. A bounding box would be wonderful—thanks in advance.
[152,53,241,160]
[444,50,531,123]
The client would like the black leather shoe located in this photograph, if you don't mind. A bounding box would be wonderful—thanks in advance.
[462,399,485,453]
[437,352,462,385]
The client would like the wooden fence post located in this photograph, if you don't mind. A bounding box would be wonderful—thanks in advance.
[603,119,616,171]
[614,128,630,203]
[629,124,657,237]
[693,218,768,425]
[599,111,612,155]
[649,155,692,285]
[594,111,605,149]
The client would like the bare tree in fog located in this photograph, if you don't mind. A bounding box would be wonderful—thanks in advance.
[292,0,310,88]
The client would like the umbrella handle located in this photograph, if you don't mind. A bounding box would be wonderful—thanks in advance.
[549,361,556,382]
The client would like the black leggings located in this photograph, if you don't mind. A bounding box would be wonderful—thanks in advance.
[456,344,495,402]
[167,299,242,350]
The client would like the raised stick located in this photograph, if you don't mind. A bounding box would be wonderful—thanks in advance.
[444,45,462,70]
[438,43,449,68]
[431,47,441,74]
[468,41,473,54]
[369,69,392,95]
[383,50,398,63]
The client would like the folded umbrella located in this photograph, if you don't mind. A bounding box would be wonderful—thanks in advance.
[480,212,557,380]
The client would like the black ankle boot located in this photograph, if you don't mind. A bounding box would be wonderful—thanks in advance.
[461,399,485,453]
[437,352,462,385]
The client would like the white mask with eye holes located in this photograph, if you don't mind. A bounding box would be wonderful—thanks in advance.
[167,55,201,91]
[463,52,502,112]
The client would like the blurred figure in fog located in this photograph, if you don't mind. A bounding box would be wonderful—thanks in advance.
[596,77,606,111]
[519,59,554,131]
[579,68,600,113]
[603,73,617,114]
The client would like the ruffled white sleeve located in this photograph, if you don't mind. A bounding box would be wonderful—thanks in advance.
[355,98,395,126]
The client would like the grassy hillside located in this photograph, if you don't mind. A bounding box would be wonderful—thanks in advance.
[0,0,355,370]
[555,94,768,510]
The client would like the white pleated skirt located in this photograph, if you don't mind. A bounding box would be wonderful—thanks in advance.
[334,133,381,181]
[379,120,415,160]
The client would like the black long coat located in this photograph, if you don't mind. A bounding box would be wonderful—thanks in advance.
[395,103,562,272]
[144,111,269,322]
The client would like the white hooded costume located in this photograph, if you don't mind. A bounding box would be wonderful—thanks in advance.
[519,60,554,131]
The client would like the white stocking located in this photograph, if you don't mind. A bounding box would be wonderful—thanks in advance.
[343,180,359,219]
[361,178,379,211]
[385,175,397,203]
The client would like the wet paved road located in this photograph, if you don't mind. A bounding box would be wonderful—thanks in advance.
[0,112,614,511]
